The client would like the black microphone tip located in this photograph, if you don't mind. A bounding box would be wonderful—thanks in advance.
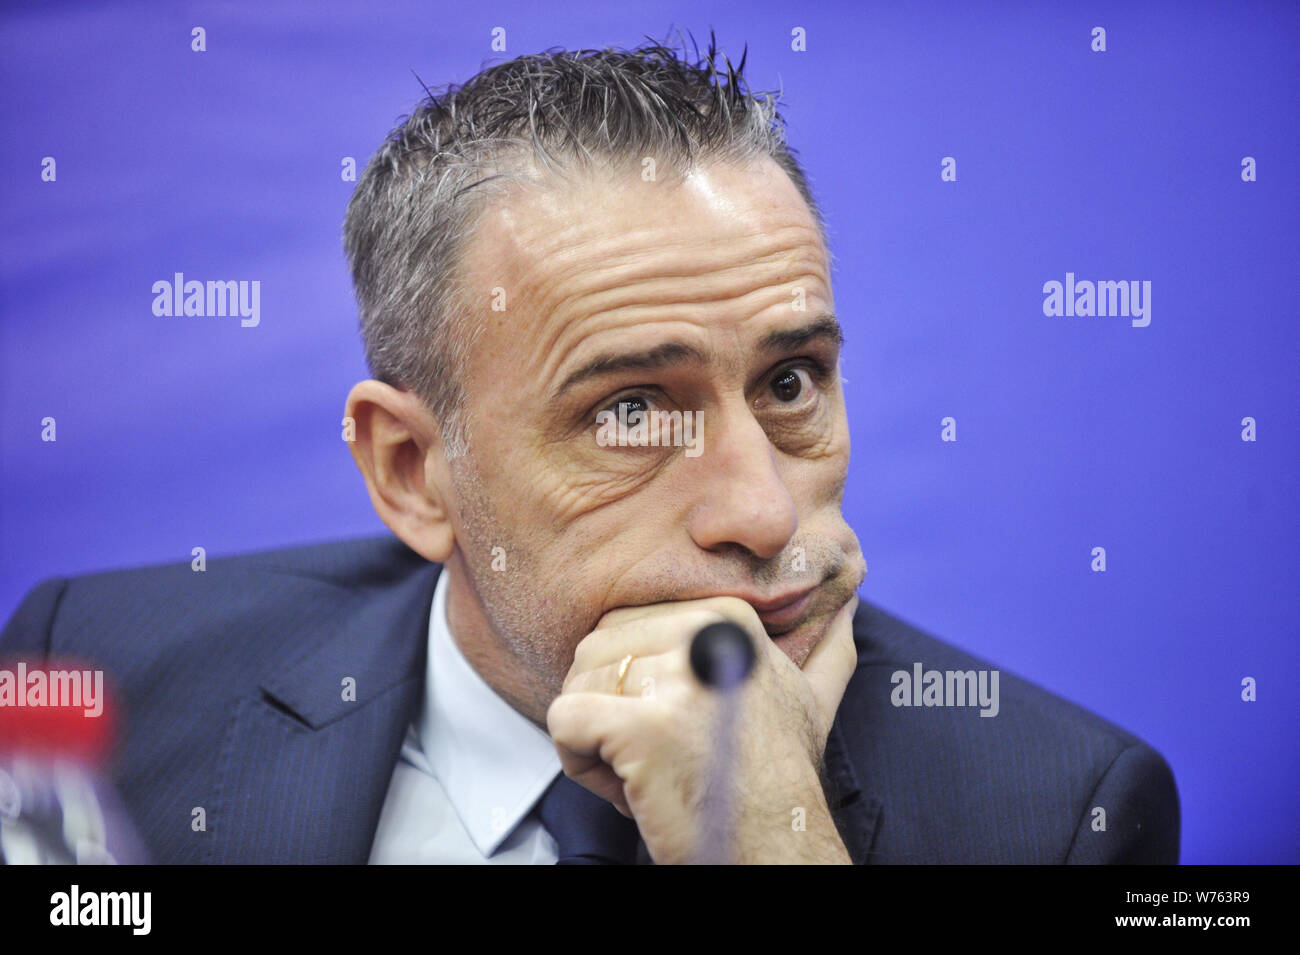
[689,621,756,691]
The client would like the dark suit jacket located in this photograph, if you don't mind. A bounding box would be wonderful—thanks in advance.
[0,535,1179,863]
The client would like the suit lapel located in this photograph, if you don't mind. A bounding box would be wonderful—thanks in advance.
[821,601,888,864]
[824,716,883,864]
[207,561,440,863]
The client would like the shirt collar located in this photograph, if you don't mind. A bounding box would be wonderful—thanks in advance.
[417,568,561,856]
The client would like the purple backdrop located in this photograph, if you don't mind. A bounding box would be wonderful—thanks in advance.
[1,0,1296,863]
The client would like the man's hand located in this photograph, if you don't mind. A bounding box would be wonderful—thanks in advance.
[546,593,860,864]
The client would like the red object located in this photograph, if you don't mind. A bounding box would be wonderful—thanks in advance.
[0,659,117,767]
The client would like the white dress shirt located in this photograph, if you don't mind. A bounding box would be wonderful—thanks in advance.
[368,569,562,863]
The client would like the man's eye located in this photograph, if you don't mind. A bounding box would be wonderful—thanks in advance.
[770,368,811,403]
[606,395,652,417]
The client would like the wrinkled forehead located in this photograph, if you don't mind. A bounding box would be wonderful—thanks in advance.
[452,155,832,399]
[468,155,823,281]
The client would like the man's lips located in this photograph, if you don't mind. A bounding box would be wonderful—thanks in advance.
[729,585,819,635]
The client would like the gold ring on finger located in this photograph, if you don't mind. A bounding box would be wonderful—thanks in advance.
[615,654,635,696]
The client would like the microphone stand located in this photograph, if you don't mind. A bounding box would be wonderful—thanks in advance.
[689,621,756,865]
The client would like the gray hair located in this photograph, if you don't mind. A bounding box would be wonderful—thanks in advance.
[342,32,828,458]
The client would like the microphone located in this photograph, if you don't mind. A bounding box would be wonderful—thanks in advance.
[0,660,148,864]
[689,621,756,691]
[689,622,756,864]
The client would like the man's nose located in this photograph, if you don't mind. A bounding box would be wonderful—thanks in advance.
[682,400,799,561]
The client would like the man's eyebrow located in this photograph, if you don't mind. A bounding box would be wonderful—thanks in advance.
[553,341,708,400]
[552,313,843,401]
[757,313,844,353]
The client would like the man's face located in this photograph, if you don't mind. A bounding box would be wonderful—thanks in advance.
[442,155,866,705]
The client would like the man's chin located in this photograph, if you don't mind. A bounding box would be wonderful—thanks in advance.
[767,618,825,668]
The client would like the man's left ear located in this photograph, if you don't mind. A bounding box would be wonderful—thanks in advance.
[344,379,457,563]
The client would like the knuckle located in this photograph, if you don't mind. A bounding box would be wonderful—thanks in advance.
[710,595,758,622]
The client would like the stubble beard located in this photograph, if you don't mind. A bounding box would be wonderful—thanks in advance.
[446,455,578,716]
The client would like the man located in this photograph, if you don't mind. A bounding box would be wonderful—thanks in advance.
[1,39,1178,864]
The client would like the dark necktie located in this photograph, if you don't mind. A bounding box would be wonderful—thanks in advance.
[536,773,642,865]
